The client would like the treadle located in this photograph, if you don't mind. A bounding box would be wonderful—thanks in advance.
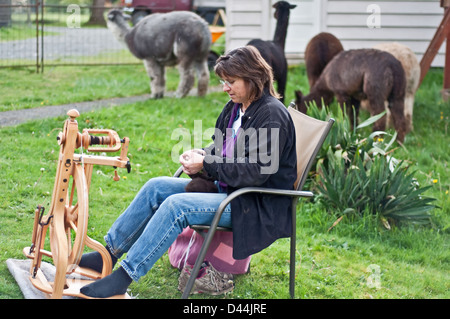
[24,247,103,280]
[23,246,52,259]
[73,266,103,280]
[29,268,130,299]
[67,278,131,299]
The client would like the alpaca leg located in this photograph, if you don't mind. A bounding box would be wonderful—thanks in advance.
[363,76,389,133]
[367,98,387,133]
[404,93,415,132]
[195,60,210,97]
[388,98,407,143]
[384,101,393,128]
[176,62,195,98]
[143,59,165,99]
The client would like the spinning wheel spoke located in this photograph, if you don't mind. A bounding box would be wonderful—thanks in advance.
[69,177,77,208]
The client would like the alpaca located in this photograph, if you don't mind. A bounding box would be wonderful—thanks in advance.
[304,32,344,88]
[106,9,211,99]
[247,1,297,103]
[185,170,218,193]
[295,49,407,143]
[361,43,420,133]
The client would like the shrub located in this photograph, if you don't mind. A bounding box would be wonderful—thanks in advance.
[306,103,437,228]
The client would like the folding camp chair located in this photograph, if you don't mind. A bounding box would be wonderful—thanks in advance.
[176,104,334,298]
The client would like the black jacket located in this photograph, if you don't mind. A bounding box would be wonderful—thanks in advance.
[203,92,297,259]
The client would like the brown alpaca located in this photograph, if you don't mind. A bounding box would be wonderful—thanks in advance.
[185,171,218,193]
[361,43,420,133]
[304,32,344,88]
[295,49,407,143]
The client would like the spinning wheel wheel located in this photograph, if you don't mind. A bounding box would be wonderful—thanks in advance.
[23,109,131,299]
[51,163,88,272]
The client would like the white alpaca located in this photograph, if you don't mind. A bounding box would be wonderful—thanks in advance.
[107,9,211,99]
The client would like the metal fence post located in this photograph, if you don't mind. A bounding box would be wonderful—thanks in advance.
[40,0,44,73]
[35,1,39,73]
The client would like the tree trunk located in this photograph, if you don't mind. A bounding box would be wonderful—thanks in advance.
[88,0,106,26]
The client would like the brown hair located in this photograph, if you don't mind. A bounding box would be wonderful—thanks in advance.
[214,45,281,101]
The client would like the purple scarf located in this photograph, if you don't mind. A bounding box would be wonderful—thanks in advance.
[219,103,241,190]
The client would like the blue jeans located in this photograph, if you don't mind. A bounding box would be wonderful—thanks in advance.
[104,176,232,281]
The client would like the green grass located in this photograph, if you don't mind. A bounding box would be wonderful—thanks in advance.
[0,65,448,299]
[0,64,224,112]
[0,64,149,111]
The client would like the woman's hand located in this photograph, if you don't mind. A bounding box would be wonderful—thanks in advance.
[179,149,205,175]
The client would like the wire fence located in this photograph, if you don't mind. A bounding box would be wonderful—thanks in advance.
[0,2,140,72]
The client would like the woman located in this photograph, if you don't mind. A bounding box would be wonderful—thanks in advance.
[79,46,297,298]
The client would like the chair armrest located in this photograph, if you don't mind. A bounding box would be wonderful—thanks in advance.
[227,187,313,199]
[212,187,313,226]
[174,166,184,178]
[173,164,313,221]
[174,163,313,213]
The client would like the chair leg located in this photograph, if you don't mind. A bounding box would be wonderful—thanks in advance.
[289,198,298,299]
[181,240,208,298]
[289,232,295,298]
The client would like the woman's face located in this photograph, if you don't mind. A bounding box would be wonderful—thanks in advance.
[221,77,252,109]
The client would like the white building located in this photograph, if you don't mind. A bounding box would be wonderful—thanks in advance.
[225,0,446,66]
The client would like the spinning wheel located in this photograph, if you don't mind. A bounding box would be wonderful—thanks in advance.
[23,109,131,299]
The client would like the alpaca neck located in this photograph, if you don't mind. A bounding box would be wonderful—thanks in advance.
[304,87,334,108]
[273,11,290,50]
[107,19,131,43]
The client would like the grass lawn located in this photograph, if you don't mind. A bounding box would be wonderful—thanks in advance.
[0,64,151,112]
[0,64,448,299]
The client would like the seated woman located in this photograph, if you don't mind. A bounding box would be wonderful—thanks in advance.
[79,45,298,298]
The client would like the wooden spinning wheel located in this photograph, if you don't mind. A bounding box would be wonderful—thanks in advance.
[23,109,131,299]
